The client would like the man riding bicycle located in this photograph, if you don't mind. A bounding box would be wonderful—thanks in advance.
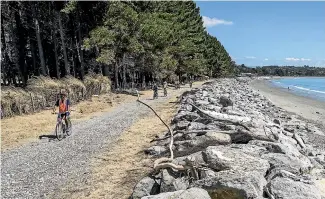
[53,89,71,131]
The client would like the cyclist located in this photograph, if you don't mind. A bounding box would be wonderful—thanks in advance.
[53,89,71,131]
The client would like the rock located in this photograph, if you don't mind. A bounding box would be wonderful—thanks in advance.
[172,151,206,166]
[273,118,281,125]
[208,97,218,104]
[261,153,312,173]
[144,146,167,156]
[229,143,268,157]
[219,96,233,107]
[173,111,200,123]
[175,120,190,130]
[195,100,210,106]
[193,170,267,198]
[249,140,302,158]
[195,132,231,145]
[160,169,189,192]
[266,176,322,199]
[132,177,160,199]
[141,187,211,199]
[202,146,270,175]
[188,122,206,130]
[180,104,193,112]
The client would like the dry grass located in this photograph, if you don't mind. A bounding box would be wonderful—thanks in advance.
[58,95,180,199]
[57,81,207,199]
[1,90,153,151]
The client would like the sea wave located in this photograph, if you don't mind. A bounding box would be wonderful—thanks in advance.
[293,86,325,94]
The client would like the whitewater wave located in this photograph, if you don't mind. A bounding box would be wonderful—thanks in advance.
[293,86,325,95]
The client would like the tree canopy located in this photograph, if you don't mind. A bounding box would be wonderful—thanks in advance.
[1,1,234,88]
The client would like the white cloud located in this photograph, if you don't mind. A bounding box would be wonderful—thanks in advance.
[285,57,300,61]
[245,56,256,59]
[285,57,311,61]
[264,58,269,61]
[202,16,233,27]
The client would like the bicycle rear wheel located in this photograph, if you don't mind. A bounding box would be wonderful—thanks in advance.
[65,118,72,136]
[56,123,64,141]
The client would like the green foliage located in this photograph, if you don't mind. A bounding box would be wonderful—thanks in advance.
[61,1,77,14]
[2,1,235,88]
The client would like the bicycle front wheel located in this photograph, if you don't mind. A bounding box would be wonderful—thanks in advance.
[56,123,64,141]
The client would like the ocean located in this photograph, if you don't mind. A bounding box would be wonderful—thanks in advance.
[271,77,325,102]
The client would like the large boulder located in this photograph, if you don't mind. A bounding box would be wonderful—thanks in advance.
[261,153,312,174]
[193,170,267,198]
[132,177,160,199]
[160,169,189,192]
[141,187,211,199]
[202,146,270,175]
[266,176,322,199]
[194,132,231,145]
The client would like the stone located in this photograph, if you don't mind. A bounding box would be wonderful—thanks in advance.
[261,153,312,173]
[188,122,207,130]
[219,96,233,107]
[160,169,189,192]
[132,177,160,199]
[193,170,267,199]
[248,140,302,158]
[202,146,270,175]
[144,146,167,157]
[173,111,200,123]
[273,118,281,125]
[195,100,210,106]
[267,176,322,199]
[175,120,190,130]
[195,132,231,145]
[141,187,211,199]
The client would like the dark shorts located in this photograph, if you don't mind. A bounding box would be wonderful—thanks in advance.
[57,112,70,119]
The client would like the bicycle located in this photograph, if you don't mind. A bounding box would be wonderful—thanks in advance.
[53,112,72,141]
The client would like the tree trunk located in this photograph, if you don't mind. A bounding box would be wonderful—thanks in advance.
[115,60,119,89]
[29,38,38,76]
[76,6,85,80]
[52,30,60,78]
[57,10,69,76]
[13,2,28,85]
[32,5,47,76]
[122,53,127,89]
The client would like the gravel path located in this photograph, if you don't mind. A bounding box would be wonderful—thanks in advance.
[1,89,187,199]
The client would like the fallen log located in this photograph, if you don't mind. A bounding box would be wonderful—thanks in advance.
[150,130,237,143]
[189,103,251,131]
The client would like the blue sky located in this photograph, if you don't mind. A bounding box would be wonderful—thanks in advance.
[196,1,325,67]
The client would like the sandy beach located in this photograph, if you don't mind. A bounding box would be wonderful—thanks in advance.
[250,79,325,129]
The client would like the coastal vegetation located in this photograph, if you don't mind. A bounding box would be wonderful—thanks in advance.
[1,1,234,89]
[236,64,325,76]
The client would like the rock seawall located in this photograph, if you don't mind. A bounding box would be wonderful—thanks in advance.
[131,78,325,199]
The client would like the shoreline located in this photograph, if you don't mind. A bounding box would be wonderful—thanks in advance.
[250,79,325,129]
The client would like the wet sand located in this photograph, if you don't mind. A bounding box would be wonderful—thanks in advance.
[250,79,325,129]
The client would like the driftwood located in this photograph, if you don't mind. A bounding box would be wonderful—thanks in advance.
[189,103,251,131]
[150,130,237,143]
[136,96,184,171]
[293,133,306,148]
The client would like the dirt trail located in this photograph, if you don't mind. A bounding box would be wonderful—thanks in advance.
[1,82,205,199]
